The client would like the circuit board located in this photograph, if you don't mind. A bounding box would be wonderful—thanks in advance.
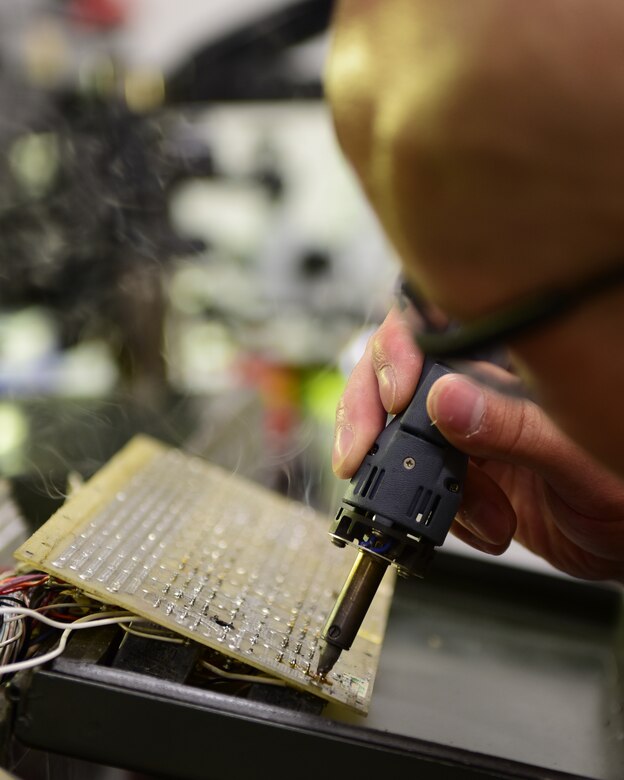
[15,436,394,714]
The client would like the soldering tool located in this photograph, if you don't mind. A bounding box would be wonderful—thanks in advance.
[317,357,469,676]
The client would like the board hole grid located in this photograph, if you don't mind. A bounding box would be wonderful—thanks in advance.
[16,437,394,713]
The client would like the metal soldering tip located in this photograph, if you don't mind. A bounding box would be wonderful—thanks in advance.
[317,642,341,677]
[317,549,390,678]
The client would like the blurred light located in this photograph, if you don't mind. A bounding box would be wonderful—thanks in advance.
[301,369,345,426]
[0,405,28,458]
[22,20,69,87]
[175,321,238,393]
[57,341,119,397]
[69,0,127,29]
[170,180,271,257]
[8,134,60,199]
[78,56,117,98]
[124,68,165,113]
[0,309,57,368]
[169,264,212,316]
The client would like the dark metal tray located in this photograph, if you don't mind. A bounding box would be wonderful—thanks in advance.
[10,552,624,780]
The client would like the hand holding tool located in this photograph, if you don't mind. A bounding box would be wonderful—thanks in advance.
[317,358,469,676]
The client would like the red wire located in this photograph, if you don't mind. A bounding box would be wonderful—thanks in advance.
[0,576,48,595]
[45,611,80,622]
[0,573,38,580]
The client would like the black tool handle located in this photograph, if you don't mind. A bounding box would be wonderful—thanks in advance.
[341,360,469,547]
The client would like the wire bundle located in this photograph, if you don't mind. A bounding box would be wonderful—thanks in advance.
[0,571,50,672]
[0,569,137,679]
[0,596,27,670]
[0,569,286,689]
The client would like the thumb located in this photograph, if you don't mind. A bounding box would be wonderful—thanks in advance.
[427,373,624,513]
[426,374,560,472]
[426,373,624,560]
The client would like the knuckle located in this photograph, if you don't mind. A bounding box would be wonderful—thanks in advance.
[334,397,348,427]
[370,333,391,375]
[494,398,546,459]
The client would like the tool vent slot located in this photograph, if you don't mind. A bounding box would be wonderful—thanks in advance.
[407,486,424,518]
[353,469,369,496]
[368,469,385,500]
[356,466,385,499]
[362,466,377,497]
[417,490,432,521]
[410,489,440,524]
[424,495,441,526]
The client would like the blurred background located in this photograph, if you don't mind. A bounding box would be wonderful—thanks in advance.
[1,5,621,780]
[0,0,400,546]
[0,0,567,598]
[0,5,401,773]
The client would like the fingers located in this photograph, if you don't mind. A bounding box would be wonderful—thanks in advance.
[332,309,423,478]
[332,344,386,479]
[451,461,517,554]
[426,373,624,517]
[369,307,422,413]
[426,373,568,475]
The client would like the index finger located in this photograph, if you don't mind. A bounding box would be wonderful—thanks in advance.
[332,308,424,478]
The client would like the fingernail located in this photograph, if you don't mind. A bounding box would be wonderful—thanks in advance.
[332,425,355,471]
[378,366,397,410]
[427,377,486,437]
[457,502,510,546]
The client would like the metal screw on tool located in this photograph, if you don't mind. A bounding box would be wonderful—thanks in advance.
[403,457,416,470]
[446,480,460,493]
[328,625,341,639]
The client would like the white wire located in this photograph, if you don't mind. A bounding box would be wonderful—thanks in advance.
[201,659,286,687]
[0,620,23,650]
[0,607,135,631]
[0,617,24,667]
[34,602,87,613]
[0,596,27,667]
[0,604,88,665]
[0,609,141,675]
[119,623,185,644]
[0,606,288,684]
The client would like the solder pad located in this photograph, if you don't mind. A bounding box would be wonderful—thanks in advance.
[15,436,393,714]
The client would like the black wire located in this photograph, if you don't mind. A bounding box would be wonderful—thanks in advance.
[410,262,624,359]
[0,596,27,607]
[4,587,47,663]
[27,626,59,648]
[26,586,48,611]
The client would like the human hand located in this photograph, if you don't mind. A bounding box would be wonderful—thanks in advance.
[333,309,624,582]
